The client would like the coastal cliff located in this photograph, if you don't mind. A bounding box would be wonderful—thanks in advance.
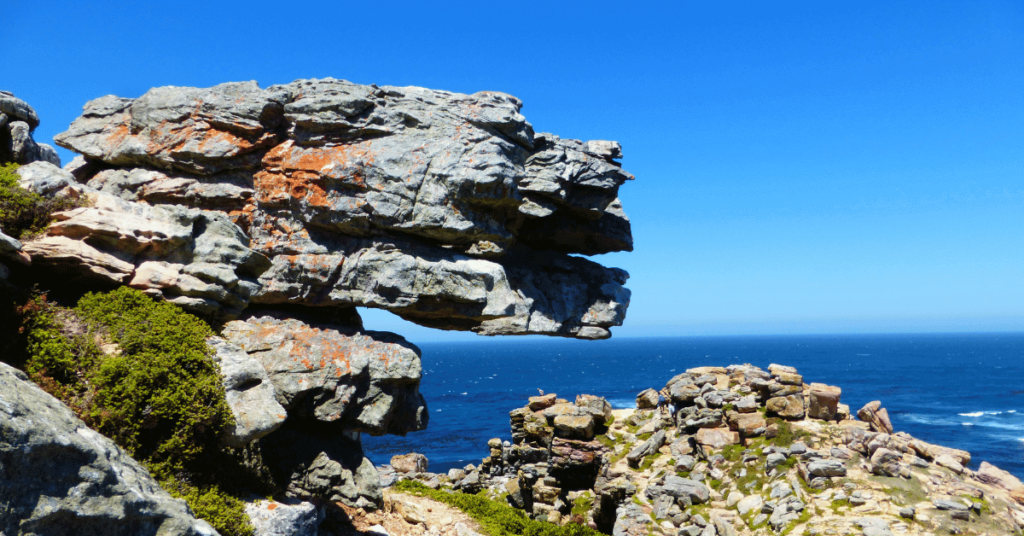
[0,83,632,536]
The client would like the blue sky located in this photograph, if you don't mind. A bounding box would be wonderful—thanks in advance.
[4,1,1023,341]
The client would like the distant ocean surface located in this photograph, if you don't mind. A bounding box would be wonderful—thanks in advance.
[363,334,1024,479]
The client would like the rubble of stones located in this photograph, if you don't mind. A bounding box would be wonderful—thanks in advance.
[381,364,1024,536]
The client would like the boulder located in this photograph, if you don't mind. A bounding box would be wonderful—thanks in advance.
[870,447,904,477]
[613,502,651,536]
[806,459,847,478]
[528,393,557,410]
[727,411,766,436]
[391,453,429,474]
[976,461,1024,493]
[260,424,381,509]
[575,394,612,424]
[221,314,427,435]
[626,429,666,467]
[857,401,894,434]
[807,383,841,421]
[695,427,739,449]
[654,475,711,505]
[553,414,596,440]
[245,499,322,536]
[636,388,660,409]
[0,362,216,536]
[909,438,970,466]
[766,394,805,419]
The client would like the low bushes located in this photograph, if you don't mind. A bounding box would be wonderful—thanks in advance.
[394,480,603,536]
[14,287,253,536]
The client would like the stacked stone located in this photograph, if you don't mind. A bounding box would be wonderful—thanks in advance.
[452,392,613,524]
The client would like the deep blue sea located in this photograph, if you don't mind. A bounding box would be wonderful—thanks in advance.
[363,334,1024,479]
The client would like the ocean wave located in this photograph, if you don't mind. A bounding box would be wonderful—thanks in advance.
[959,411,985,417]
[961,423,974,426]
[608,398,637,409]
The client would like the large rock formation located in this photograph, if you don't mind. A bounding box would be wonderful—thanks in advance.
[0,362,217,536]
[25,78,631,339]
[0,91,60,166]
[0,82,634,531]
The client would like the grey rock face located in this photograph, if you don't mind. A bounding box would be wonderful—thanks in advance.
[208,336,287,447]
[42,78,632,339]
[0,362,218,536]
[0,92,59,166]
[245,499,322,536]
[650,475,711,505]
[612,502,650,536]
[221,314,427,435]
[261,424,381,509]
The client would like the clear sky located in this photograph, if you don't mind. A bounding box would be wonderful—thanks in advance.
[4,1,1023,341]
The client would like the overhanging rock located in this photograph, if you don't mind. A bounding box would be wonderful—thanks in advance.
[39,78,633,339]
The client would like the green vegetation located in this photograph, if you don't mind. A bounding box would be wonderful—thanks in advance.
[780,509,812,535]
[638,452,662,472]
[12,288,254,536]
[768,419,810,448]
[571,492,593,516]
[0,162,83,239]
[395,480,602,536]
[721,444,745,462]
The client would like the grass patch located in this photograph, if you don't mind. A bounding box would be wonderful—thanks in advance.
[638,452,662,472]
[571,492,593,516]
[394,481,602,536]
[12,288,255,536]
[721,444,745,462]
[595,433,616,450]
[780,509,812,535]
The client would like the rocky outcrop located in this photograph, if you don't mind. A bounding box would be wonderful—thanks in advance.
[382,364,1024,536]
[0,82,633,532]
[0,362,217,536]
[19,78,633,339]
[0,91,60,166]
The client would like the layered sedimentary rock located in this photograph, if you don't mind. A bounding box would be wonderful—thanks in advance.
[35,78,632,339]
[0,362,216,536]
[220,313,428,436]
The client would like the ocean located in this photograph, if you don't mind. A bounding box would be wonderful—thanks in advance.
[362,333,1024,479]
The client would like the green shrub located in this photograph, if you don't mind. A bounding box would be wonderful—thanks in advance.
[162,477,254,536]
[75,287,232,475]
[394,480,602,536]
[15,288,252,536]
[0,162,82,239]
[721,444,745,462]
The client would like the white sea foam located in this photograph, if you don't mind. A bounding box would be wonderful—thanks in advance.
[959,411,985,417]
[961,423,974,426]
